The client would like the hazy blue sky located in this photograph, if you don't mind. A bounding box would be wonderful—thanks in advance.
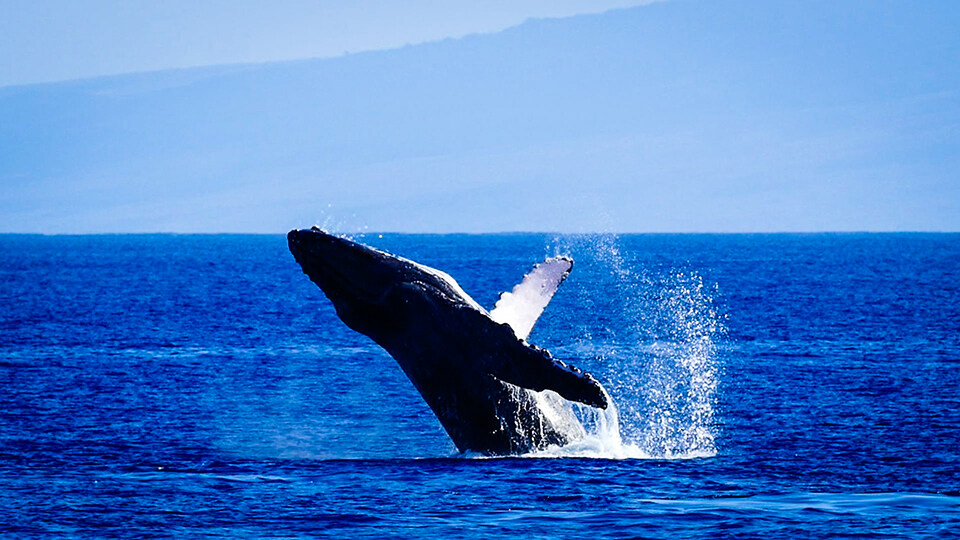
[1,0,957,233]
[0,0,654,87]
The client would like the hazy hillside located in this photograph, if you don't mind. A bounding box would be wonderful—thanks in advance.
[1,0,957,232]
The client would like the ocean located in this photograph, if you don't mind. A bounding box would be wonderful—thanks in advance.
[2,233,958,537]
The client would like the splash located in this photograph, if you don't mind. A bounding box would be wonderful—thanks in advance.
[526,387,654,459]
[521,233,723,460]
[308,203,374,241]
[633,271,721,459]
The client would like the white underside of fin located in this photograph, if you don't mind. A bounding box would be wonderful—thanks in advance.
[490,256,573,341]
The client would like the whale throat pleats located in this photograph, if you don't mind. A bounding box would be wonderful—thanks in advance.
[490,256,573,341]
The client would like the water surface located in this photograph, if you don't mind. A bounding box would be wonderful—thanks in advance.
[2,233,958,537]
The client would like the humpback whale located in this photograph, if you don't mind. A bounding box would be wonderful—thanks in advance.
[288,228,608,455]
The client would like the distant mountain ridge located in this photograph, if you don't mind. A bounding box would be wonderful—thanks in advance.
[2,0,957,233]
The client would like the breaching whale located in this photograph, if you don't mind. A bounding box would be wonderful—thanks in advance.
[288,227,608,455]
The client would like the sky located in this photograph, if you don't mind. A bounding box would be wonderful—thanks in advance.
[0,0,957,233]
[0,0,655,87]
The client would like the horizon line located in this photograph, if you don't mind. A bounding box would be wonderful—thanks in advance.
[2,230,958,237]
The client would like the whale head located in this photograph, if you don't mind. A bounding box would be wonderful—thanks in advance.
[287,227,476,338]
[288,228,398,297]
[287,228,406,334]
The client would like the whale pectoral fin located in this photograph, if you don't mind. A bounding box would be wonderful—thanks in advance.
[489,256,573,341]
[489,345,608,409]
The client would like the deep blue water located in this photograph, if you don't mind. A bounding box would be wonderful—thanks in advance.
[2,233,959,537]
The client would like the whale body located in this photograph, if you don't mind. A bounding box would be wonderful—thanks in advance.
[287,228,608,455]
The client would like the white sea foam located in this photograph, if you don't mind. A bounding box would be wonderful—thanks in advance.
[524,388,653,459]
